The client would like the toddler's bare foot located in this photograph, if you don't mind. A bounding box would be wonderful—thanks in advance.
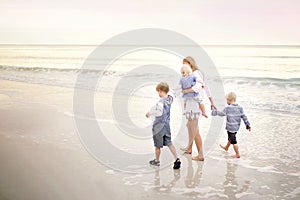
[192,156,204,161]
[202,113,208,118]
[220,144,229,151]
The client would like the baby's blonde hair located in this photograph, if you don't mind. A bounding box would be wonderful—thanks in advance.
[226,92,237,102]
[181,64,192,75]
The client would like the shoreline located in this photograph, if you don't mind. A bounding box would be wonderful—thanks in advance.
[0,79,299,199]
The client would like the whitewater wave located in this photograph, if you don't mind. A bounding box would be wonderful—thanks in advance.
[238,101,300,115]
[222,76,300,90]
[1,65,299,84]
[1,65,299,115]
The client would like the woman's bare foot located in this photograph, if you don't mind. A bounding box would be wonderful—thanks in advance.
[180,147,192,154]
[192,156,204,161]
[180,147,187,151]
[220,144,229,151]
[185,150,192,154]
[202,113,208,118]
[232,154,240,158]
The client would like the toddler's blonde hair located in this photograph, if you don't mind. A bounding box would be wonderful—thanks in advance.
[181,64,192,75]
[226,92,237,102]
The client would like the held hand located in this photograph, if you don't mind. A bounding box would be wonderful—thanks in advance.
[211,108,217,116]
[146,112,150,118]
[246,125,251,131]
[211,104,217,110]
[182,89,187,94]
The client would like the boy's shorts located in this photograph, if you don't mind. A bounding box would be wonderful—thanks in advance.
[152,123,172,148]
[227,131,237,144]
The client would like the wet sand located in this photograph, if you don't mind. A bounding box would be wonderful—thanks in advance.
[0,79,299,200]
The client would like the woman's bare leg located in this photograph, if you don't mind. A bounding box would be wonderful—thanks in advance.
[193,133,204,161]
[187,121,195,152]
[181,121,194,153]
[190,120,204,161]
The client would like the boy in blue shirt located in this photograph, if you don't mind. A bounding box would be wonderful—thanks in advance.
[212,92,251,158]
[146,82,181,169]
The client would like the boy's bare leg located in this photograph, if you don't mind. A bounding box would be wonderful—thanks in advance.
[168,144,178,160]
[155,147,161,161]
[220,141,231,151]
[233,144,240,158]
[200,103,208,118]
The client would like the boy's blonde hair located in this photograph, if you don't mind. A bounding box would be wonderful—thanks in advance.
[156,82,169,93]
[181,64,192,75]
[226,92,237,102]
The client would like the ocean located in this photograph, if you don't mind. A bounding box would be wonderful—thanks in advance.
[0,45,299,115]
[0,45,299,199]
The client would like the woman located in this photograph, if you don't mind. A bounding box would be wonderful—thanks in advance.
[181,56,216,161]
[183,56,216,111]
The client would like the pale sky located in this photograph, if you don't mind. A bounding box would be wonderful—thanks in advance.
[1,0,300,45]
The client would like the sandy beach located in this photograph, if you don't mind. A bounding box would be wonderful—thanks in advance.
[0,78,299,200]
[1,0,300,198]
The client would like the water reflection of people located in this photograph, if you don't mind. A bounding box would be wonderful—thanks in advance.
[223,162,250,199]
[184,155,203,188]
[153,168,181,193]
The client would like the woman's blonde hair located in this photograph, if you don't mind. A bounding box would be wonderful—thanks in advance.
[183,56,205,80]
[183,56,199,72]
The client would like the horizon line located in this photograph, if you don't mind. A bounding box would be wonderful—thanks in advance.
[1,43,300,47]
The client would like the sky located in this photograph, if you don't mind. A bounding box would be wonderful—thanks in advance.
[0,0,300,45]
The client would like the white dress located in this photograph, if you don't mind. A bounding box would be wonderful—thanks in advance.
[185,97,201,120]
